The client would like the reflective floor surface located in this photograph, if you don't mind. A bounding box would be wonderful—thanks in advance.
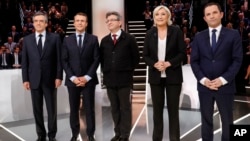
[1,91,250,141]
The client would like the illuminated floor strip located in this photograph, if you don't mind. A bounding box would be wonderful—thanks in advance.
[0,124,25,141]
[196,113,250,141]
[181,99,250,140]
[180,112,219,139]
[234,99,250,103]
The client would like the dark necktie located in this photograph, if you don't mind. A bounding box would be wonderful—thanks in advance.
[112,34,117,45]
[211,29,217,52]
[37,34,43,55]
[78,35,82,48]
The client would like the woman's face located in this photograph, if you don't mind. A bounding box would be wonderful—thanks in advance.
[154,8,169,27]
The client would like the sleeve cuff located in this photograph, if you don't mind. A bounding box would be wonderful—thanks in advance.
[70,76,77,82]
[84,75,92,82]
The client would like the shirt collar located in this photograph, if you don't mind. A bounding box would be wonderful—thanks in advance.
[35,31,46,38]
[209,24,222,33]
[111,29,122,38]
[76,31,85,37]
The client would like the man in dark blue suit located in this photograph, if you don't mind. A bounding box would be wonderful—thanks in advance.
[61,12,99,141]
[22,12,63,141]
[191,2,243,141]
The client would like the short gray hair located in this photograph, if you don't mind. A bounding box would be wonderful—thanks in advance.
[32,11,48,23]
[106,11,122,20]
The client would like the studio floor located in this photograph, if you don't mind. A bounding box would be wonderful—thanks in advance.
[1,90,250,141]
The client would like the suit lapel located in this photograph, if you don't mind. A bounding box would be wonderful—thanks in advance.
[72,34,81,53]
[203,30,214,56]
[41,33,50,58]
[31,34,40,57]
[152,27,158,57]
[213,27,225,54]
[166,26,173,54]
[80,33,88,54]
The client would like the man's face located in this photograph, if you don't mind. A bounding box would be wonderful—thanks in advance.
[1,47,6,52]
[33,15,48,33]
[7,37,13,43]
[203,5,223,28]
[74,15,88,33]
[106,15,121,32]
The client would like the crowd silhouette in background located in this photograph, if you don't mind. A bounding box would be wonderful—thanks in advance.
[0,0,68,69]
[142,0,250,95]
[0,0,249,91]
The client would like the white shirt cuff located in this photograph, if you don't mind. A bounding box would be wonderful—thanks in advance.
[84,75,92,82]
[70,76,77,82]
[200,77,207,85]
[219,77,228,85]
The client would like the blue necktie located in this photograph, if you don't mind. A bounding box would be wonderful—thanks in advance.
[78,35,82,48]
[211,29,217,52]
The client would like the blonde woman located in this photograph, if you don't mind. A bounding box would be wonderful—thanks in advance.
[143,5,186,141]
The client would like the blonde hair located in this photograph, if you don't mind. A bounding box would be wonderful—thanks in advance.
[153,5,172,26]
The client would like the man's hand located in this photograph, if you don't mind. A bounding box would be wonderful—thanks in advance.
[211,78,223,89]
[55,79,62,88]
[204,79,218,90]
[77,76,87,87]
[73,78,81,86]
[23,82,30,90]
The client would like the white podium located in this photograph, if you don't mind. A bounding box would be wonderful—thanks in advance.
[0,69,70,123]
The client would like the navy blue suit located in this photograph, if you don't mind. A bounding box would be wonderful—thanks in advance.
[191,27,243,141]
[22,32,63,138]
[61,33,99,137]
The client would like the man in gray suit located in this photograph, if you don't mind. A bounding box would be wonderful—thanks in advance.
[22,12,62,141]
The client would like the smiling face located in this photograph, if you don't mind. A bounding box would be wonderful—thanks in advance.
[203,5,223,28]
[153,6,171,27]
[74,14,88,33]
[106,14,121,33]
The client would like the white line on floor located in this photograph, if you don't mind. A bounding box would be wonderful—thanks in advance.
[0,124,25,141]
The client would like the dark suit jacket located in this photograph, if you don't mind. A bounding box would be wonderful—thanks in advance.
[143,26,186,85]
[0,52,13,68]
[8,31,20,43]
[100,30,140,87]
[62,33,100,87]
[191,27,243,94]
[12,52,22,65]
[22,32,63,89]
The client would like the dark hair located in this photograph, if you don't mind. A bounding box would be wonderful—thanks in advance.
[106,11,122,20]
[203,2,222,14]
[74,12,88,22]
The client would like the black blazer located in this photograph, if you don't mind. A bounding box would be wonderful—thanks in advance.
[12,52,22,65]
[22,32,63,89]
[62,33,100,87]
[8,31,20,43]
[143,26,186,84]
[100,30,140,87]
[0,53,13,68]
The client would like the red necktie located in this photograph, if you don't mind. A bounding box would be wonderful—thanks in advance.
[112,34,117,45]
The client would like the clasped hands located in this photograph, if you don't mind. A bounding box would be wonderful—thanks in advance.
[154,61,171,71]
[204,78,222,90]
[73,76,87,87]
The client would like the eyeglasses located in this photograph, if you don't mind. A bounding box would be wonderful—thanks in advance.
[105,19,119,23]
